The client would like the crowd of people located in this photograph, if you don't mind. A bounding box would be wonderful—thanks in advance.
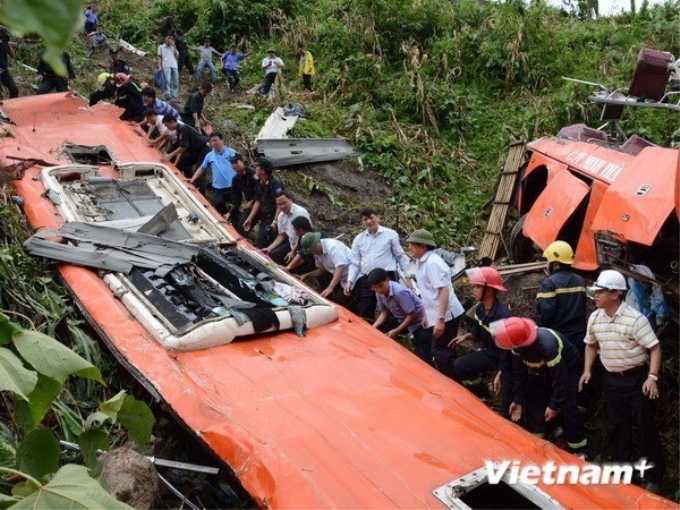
[0,8,669,495]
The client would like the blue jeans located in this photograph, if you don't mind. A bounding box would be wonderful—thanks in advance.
[195,60,216,83]
[162,67,179,100]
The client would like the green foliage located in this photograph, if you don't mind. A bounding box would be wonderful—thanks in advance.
[0,313,154,504]
[0,0,81,75]
[4,464,133,509]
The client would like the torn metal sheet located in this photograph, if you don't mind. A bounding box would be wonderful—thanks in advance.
[256,138,361,167]
[255,107,298,140]
[137,203,179,235]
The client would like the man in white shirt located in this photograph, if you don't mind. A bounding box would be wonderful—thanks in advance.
[579,269,664,492]
[299,232,352,307]
[262,190,311,266]
[193,40,221,83]
[157,35,179,100]
[407,229,464,379]
[258,48,284,96]
[344,207,411,321]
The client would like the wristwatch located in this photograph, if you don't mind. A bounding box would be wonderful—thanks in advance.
[647,373,659,382]
[438,316,445,323]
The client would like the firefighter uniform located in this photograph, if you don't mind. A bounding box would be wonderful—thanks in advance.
[510,327,588,453]
[453,299,512,397]
[536,269,587,353]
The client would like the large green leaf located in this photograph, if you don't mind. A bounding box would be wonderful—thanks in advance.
[12,330,104,384]
[0,492,19,509]
[78,429,108,472]
[0,348,37,401]
[117,395,154,448]
[0,315,20,346]
[15,428,59,479]
[11,464,134,509]
[0,0,82,76]
[14,374,63,429]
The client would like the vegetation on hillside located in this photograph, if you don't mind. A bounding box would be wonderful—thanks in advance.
[0,0,678,504]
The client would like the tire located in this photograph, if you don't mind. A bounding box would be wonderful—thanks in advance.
[509,214,536,263]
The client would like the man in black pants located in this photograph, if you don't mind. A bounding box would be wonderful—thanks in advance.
[0,28,18,99]
[160,114,209,179]
[344,207,412,321]
[37,51,75,94]
[495,317,588,458]
[241,157,284,248]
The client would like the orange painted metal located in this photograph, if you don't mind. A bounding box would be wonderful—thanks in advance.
[2,94,676,508]
[522,136,679,269]
[523,169,589,249]
[590,148,679,246]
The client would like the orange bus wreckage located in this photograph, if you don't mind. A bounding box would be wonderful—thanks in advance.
[0,93,675,509]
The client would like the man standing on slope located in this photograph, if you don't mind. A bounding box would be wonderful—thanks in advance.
[344,207,411,321]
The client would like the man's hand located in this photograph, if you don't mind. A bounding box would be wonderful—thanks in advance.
[160,154,171,162]
[544,407,559,422]
[642,377,659,399]
[493,371,502,395]
[433,321,445,339]
[321,286,333,298]
[509,403,522,422]
[242,219,252,232]
[578,372,590,392]
[284,251,294,264]
[448,333,471,348]
[343,281,352,296]
[386,329,399,339]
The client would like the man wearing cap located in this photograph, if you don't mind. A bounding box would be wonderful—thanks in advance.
[299,232,352,304]
[258,49,284,96]
[161,114,210,179]
[188,131,235,205]
[225,153,258,235]
[262,190,312,266]
[344,207,412,322]
[91,49,133,106]
[494,317,588,456]
[242,157,285,248]
[407,229,464,379]
[579,270,664,491]
[368,268,432,364]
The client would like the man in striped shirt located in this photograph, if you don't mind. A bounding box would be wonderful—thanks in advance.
[579,269,664,492]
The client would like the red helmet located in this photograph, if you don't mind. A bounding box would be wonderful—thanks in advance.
[493,317,538,349]
[466,267,507,291]
[115,72,129,86]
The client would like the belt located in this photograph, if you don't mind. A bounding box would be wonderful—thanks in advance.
[608,365,646,377]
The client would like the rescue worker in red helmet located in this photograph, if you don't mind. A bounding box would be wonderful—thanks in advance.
[494,317,588,457]
[449,267,513,406]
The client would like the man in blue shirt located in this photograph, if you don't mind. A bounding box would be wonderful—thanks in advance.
[221,46,246,91]
[188,131,235,214]
[368,268,433,365]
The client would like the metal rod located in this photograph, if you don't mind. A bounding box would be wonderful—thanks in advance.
[59,440,219,474]
[156,472,201,510]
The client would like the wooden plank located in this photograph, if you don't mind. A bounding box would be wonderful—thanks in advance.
[478,140,526,262]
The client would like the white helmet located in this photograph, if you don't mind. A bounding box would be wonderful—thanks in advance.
[588,269,627,292]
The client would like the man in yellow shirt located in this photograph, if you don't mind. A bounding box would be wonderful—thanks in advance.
[298,45,315,92]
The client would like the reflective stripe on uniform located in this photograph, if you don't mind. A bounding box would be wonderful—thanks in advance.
[545,329,563,367]
[567,438,588,449]
[536,286,586,299]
